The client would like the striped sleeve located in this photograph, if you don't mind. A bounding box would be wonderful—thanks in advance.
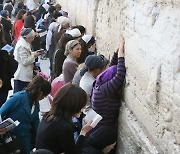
[101,57,126,97]
[109,52,118,66]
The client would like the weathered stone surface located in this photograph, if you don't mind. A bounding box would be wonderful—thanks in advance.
[57,0,180,153]
[118,103,161,154]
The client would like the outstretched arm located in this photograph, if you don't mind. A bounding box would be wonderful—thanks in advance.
[109,51,118,67]
[101,36,126,96]
[109,36,124,66]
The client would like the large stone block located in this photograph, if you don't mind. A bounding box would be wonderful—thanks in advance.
[118,103,161,154]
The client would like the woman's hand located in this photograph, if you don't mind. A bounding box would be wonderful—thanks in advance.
[34,50,43,57]
[118,35,125,57]
[35,32,39,37]
[80,121,92,136]
[115,48,119,54]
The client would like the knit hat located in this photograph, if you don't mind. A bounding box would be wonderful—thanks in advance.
[20,28,35,38]
[87,126,116,150]
[64,40,80,56]
[66,28,81,38]
[0,10,9,17]
[80,55,107,76]
[82,35,92,44]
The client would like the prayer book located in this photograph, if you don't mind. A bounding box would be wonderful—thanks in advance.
[84,109,102,128]
[0,118,20,131]
[1,44,14,53]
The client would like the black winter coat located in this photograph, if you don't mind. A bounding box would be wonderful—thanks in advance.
[1,17,12,45]
[82,144,103,154]
[0,50,18,93]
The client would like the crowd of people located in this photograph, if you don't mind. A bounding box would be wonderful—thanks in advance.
[0,0,126,154]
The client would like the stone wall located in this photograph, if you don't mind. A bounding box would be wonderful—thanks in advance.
[56,0,180,153]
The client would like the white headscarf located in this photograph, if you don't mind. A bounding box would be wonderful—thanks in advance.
[66,28,81,38]
[82,35,93,44]
[42,3,49,11]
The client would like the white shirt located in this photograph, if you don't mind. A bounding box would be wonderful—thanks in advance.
[80,72,95,112]
[46,22,59,51]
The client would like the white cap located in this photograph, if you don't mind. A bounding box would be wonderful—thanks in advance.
[56,16,70,26]
[66,28,81,38]
[82,35,93,44]
[45,0,50,4]
[42,3,49,11]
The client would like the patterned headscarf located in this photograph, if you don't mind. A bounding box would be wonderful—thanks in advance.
[64,40,80,56]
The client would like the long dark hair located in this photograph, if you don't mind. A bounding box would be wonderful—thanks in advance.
[0,24,6,47]
[26,75,51,106]
[43,83,87,123]
[15,9,26,21]
[24,15,35,30]
[56,33,73,52]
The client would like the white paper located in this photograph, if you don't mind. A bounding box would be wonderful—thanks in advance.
[0,118,20,131]
[84,109,102,128]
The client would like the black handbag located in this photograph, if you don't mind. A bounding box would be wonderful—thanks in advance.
[0,132,24,154]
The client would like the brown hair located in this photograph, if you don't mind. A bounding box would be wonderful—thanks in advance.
[43,83,87,123]
[26,75,51,106]
[55,4,62,11]
[56,33,73,51]
[15,9,26,21]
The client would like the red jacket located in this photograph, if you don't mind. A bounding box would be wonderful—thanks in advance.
[14,19,24,41]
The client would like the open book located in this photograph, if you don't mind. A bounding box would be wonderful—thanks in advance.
[84,109,102,128]
[1,44,14,53]
[0,118,20,131]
